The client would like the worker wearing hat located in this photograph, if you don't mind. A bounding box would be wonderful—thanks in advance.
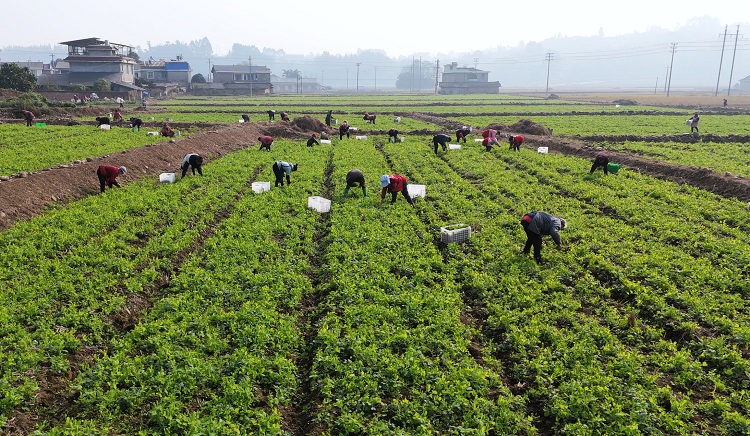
[380,173,414,205]
[306,132,319,147]
[97,165,126,193]
[520,211,566,264]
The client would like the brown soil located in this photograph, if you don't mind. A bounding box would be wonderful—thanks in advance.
[2,114,750,232]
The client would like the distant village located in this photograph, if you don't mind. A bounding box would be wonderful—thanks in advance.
[1,37,502,100]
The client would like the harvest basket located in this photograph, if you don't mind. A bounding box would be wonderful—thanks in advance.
[537,147,549,154]
[252,181,271,193]
[407,184,426,198]
[308,196,331,213]
[440,224,471,243]
[159,173,175,183]
[607,163,621,174]
[448,144,462,150]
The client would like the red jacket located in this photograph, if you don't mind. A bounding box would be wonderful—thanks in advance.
[260,136,273,145]
[388,174,407,192]
[511,135,525,146]
[98,165,120,183]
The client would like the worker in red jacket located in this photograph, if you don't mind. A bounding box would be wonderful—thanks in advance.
[258,135,274,151]
[160,124,175,137]
[380,174,414,205]
[97,165,126,193]
[22,110,35,126]
[509,134,524,151]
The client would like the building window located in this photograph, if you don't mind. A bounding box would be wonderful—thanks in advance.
[147,72,154,79]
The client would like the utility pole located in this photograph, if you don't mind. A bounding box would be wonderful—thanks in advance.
[434,59,440,95]
[666,43,677,97]
[715,25,728,96]
[346,68,349,90]
[474,58,478,68]
[419,56,422,91]
[727,25,741,97]
[374,66,377,91]
[654,77,658,94]
[49,53,55,74]
[248,56,253,97]
[356,62,361,91]
[207,59,212,83]
[410,57,415,92]
[664,66,669,92]
[545,53,553,95]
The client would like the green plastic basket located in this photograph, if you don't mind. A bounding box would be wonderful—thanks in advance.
[607,163,620,174]
[35,122,46,126]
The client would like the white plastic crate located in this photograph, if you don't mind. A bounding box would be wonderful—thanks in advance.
[440,224,471,243]
[349,127,358,132]
[99,124,111,130]
[537,147,549,154]
[320,139,332,144]
[307,196,331,213]
[159,172,175,183]
[147,131,159,136]
[407,184,426,198]
[448,144,461,150]
[355,135,368,140]
[474,138,483,142]
[238,119,245,123]
[251,181,270,193]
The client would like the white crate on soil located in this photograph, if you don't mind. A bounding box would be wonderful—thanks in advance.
[407,184,426,198]
[448,144,461,150]
[537,147,549,154]
[320,139,332,144]
[355,135,368,140]
[308,196,331,213]
[252,181,271,193]
[440,224,471,243]
[159,173,175,183]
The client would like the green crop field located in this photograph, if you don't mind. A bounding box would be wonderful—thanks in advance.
[1,94,749,435]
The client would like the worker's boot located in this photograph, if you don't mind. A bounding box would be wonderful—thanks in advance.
[362,188,368,197]
[343,187,350,197]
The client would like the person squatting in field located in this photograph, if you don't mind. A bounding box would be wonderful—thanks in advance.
[181,153,204,178]
[339,120,350,140]
[280,112,290,121]
[344,169,367,197]
[590,154,610,174]
[160,124,175,137]
[432,134,451,154]
[388,128,400,143]
[97,165,126,193]
[130,117,142,131]
[456,127,471,143]
[258,135,274,151]
[307,133,319,147]
[508,134,524,151]
[272,161,298,187]
[363,112,376,124]
[380,174,414,206]
[520,211,566,264]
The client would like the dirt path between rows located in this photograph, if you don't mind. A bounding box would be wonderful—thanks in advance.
[2,117,750,232]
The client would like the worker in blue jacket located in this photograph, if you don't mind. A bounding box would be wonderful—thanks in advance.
[520,211,566,264]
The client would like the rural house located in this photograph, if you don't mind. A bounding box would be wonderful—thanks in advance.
[438,62,500,95]
[736,74,750,93]
[136,59,192,95]
[209,64,272,95]
[270,75,321,94]
[0,61,45,77]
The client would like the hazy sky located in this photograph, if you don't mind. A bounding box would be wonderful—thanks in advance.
[0,0,746,57]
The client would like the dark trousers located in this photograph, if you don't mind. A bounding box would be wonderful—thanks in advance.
[691,125,699,133]
[272,163,290,187]
[388,135,398,142]
[388,187,413,205]
[182,163,203,177]
[590,160,609,174]
[433,140,447,154]
[260,142,271,152]
[523,229,543,263]
[96,168,115,193]
[340,130,349,140]
[26,118,33,126]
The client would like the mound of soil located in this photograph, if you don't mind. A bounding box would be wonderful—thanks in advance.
[291,115,329,133]
[509,119,552,135]
[486,123,509,132]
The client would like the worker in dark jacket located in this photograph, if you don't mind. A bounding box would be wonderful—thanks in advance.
[22,110,35,126]
[272,161,298,187]
[380,174,414,205]
[339,120,350,140]
[258,135,273,152]
[432,134,451,154]
[267,110,276,121]
[130,117,142,131]
[325,110,333,127]
[509,134,524,151]
[307,133,319,147]
[181,153,204,178]
[241,114,250,123]
[344,168,367,197]
[97,165,126,193]
[388,128,400,143]
[456,127,471,143]
[520,211,566,264]
[590,154,610,174]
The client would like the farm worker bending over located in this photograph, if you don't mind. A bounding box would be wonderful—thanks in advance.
[307,133,319,147]
[344,169,367,197]
[482,136,500,151]
[280,112,290,121]
[113,109,123,122]
[181,153,204,178]
[272,161,298,187]
[160,124,175,137]
[267,110,276,121]
[456,127,471,143]
[380,174,414,206]
[590,154,610,174]
[325,110,333,126]
[688,113,700,133]
[509,134,524,151]
[432,134,451,154]
[258,135,274,152]
[241,114,250,122]
[339,120,350,140]
[130,117,142,131]
[97,165,126,193]
[388,128,400,143]
[22,110,35,126]
[520,211,566,264]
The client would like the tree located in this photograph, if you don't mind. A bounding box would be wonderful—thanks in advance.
[0,63,37,92]
[93,78,111,92]
[283,69,301,79]
[191,73,207,83]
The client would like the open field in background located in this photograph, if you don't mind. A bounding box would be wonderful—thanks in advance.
[1,92,749,434]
